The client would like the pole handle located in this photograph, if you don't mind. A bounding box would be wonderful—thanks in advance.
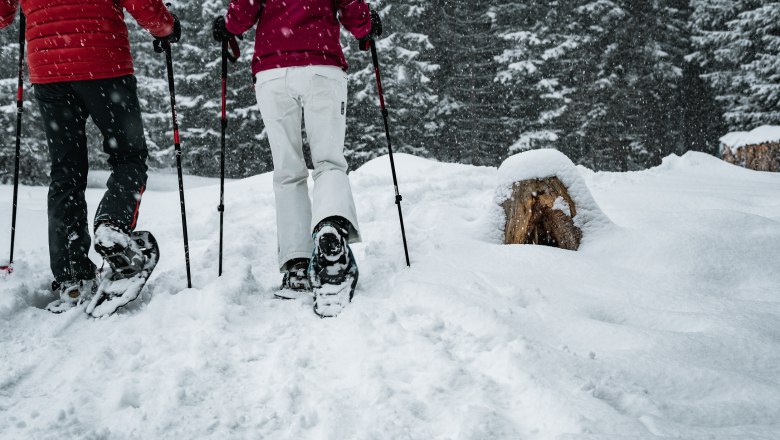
[226,37,240,63]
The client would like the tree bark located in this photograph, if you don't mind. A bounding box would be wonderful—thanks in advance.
[501,176,582,250]
[721,142,780,172]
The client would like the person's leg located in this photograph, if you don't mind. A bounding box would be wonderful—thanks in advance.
[34,82,96,282]
[255,68,314,271]
[301,65,361,242]
[71,75,148,233]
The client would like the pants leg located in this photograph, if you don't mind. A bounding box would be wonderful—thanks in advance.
[34,83,96,282]
[301,66,361,242]
[72,75,148,232]
[255,68,314,271]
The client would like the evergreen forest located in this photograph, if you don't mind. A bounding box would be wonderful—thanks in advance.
[1,0,778,183]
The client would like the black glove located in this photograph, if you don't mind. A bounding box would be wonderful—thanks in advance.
[213,16,242,42]
[153,14,182,53]
[358,10,382,51]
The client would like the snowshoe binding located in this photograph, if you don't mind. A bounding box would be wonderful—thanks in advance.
[45,278,97,314]
[87,225,159,318]
[276,258,312,300]
[308,218,358,318]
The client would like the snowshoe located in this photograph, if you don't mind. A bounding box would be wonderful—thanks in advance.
[93,224,145,277]
[308,219,358,318]
[45,278,96,314]
[276,258,312,300]
[86,231,159,318]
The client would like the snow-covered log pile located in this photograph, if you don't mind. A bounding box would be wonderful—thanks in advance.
[495,149,612,249]
[720,125,780,172]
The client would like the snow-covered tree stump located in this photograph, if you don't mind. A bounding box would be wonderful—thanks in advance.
[495,149,613,250]
[501,176,581,249]
[720,126,780,172]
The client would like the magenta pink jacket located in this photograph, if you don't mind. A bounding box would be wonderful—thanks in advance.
[225,0,371,74]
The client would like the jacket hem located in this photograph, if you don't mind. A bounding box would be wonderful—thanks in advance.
[30,68,135,85]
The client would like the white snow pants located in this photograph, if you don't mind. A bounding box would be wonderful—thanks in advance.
[255,65,361,271]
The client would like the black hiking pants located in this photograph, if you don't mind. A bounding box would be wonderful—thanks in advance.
[34,75,149,283]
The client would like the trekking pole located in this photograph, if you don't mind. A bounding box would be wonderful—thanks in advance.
[369,40,410,267]
[161,40,192,288]
[3,12,26,274]
[218,37,240,277]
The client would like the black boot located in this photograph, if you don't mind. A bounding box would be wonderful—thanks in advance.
[276,258,312,299]
[45,278,97,314]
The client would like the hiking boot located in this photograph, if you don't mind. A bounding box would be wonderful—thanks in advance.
[276,258,312,299]
[45,278,97,313]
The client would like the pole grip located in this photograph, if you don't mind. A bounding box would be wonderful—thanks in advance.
[227,37,241,63]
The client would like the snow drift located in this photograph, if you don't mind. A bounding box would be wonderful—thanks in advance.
[1,152,780,439]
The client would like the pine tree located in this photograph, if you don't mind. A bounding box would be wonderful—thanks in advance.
[429,0,510,166]
[726,2,780,127]
[691,0,778,131]
[127,0,270,178]
[492,1,580,156]
[0,0,755,181]
[675,0,725,155]
[558,0,692,170]
[0,14,47,185]
[680,61,725,155]
[343,1,438,166]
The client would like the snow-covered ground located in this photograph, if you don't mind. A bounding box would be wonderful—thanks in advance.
[1,152,779,439]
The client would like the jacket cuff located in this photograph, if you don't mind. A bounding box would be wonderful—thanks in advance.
[152,13,175,38]
[0,11,16,29]
[225,18,243,36]
[352,22,371,40]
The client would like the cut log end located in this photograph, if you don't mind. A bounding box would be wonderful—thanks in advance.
[501,176,582,251]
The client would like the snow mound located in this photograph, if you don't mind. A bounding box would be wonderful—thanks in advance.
[720,125,780,153]
[659,150,732,170]
[352,153,442,179]
[3,152,780,439]
[654,151,780,181]
[495,149,614,240]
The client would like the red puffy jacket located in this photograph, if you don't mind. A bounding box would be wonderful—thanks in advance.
[0,0,173,84]
[225,0,371,74]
